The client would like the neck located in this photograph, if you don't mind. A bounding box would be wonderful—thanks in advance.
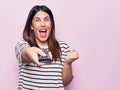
[36,41,48,49]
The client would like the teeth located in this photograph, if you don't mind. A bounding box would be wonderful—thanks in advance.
[40,29,46,32]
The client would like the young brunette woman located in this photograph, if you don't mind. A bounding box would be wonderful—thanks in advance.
[15,5,79,90]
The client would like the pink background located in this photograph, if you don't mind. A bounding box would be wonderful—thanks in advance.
[0,0,120,90]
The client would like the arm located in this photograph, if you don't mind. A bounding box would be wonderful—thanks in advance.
[15,41,47,66]
[62,50,79,86]
[21,47,46,65]
[62,62,73,86]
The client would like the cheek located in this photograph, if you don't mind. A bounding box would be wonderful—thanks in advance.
[48,26,52,34]
[47,27,52,37]
[48,23,52,30]
[31,22,39,30]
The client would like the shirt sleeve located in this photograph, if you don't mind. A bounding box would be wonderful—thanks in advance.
[15,40,30,64]
[59,41,70,62]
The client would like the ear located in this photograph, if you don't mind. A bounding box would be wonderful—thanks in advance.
[30,25,34,30]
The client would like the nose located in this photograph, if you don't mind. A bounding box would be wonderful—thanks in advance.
[41,21,45,26]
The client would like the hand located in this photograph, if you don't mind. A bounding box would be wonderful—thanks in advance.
[65,50,79,64]
[48,51,53,60]
[21,47,50,66]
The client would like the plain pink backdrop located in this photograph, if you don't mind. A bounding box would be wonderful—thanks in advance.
[0,0,120,90]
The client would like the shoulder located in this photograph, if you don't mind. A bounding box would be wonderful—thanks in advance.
[17,40,29,45]
[58,41,70,51]
[58,41,69,47]
[15,40,30,49]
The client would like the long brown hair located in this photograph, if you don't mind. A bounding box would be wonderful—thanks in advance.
[23,5,61,62]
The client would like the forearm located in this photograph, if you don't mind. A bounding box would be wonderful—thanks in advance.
[62,62,74,86]
[21,48,32,63]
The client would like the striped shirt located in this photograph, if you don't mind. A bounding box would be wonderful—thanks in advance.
[15,40,70,90]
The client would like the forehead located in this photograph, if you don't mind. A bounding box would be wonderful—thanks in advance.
[34,11,50,18]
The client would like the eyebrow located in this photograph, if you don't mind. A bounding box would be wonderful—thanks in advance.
[45,16,50,19]
[33,17,40,19]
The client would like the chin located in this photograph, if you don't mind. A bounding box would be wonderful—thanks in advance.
[40,38,48,42]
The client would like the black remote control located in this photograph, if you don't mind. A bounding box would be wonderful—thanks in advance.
[38,49,51,63]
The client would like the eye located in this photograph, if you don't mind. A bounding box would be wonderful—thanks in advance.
[34,17,41,23]
[45,17,50,22]
[35,18,40,22]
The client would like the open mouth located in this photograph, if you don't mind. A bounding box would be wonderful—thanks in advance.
[39,29,47,33]
[39,29,47,37]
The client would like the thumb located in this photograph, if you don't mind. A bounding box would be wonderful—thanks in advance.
[48,51,52,60]
[32,53,47,66]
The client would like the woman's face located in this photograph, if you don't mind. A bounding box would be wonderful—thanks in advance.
[31,11,52,45]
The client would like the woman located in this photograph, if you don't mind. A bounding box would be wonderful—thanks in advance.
[15,5,79,90]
